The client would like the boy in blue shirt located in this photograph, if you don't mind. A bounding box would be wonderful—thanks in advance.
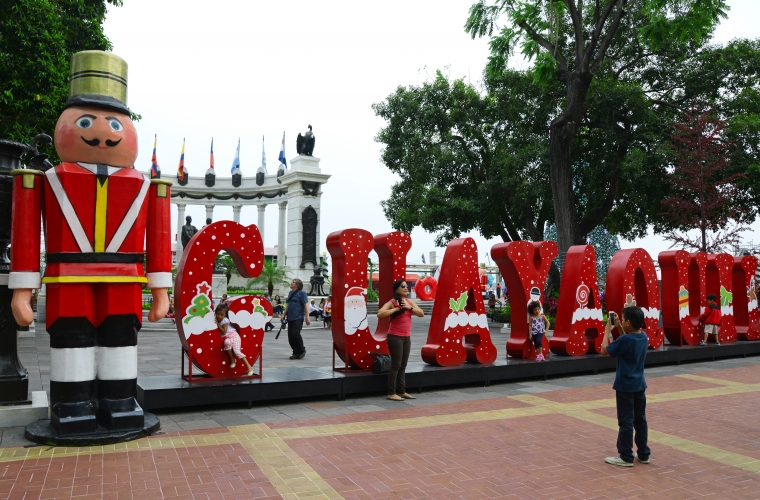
[601,306,651,467]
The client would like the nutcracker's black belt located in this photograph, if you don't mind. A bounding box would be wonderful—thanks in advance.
[46,253,144,264]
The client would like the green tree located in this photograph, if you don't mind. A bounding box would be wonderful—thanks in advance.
[374,70,555,244]
[214,252,239,285]
[0,0,126,156]
[465,0,730,254]
[246,260,290,298]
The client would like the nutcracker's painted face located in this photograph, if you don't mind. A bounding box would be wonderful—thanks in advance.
[54,106,138,167]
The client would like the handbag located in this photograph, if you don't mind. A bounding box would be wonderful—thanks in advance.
[370,353,392,374]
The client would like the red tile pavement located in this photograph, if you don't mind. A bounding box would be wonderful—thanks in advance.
[593,389,760,462]
[0,445,279,500]
[288,413,760,499]
[268,394,534,430]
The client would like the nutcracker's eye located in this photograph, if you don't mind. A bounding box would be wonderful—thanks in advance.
[108,118,123,131]
[76,116,95,129]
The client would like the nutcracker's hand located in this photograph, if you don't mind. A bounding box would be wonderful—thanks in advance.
[148,288,170,322]
[11,289,34,327]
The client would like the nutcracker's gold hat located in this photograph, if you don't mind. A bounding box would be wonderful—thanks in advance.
[65,50,130,115]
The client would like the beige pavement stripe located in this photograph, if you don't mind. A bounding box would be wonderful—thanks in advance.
[677,373,751,387]
[0,432,241,463]
[229,423,343,500]
[564,408,760,475]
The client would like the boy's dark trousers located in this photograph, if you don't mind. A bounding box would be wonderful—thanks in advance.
[616,390,651,463]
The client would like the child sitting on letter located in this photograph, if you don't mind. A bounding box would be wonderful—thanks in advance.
[699,294,722,346]
[214,303,254,375]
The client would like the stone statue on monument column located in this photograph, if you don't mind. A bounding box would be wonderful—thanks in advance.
[296,125,315,156]
[181,215,198,248]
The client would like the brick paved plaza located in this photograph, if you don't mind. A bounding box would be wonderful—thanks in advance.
[2,312,760,499]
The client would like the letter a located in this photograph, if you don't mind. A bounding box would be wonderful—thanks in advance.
[422,238,497,366]
[551,245,605,355]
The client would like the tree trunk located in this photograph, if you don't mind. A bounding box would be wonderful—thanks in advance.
[549,74,590,257]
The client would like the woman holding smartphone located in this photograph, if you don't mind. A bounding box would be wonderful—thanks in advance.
[377,279,424,401]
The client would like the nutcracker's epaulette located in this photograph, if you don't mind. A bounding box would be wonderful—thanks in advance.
[9,169,43,176]
[10,169,43,189]
[150,178,172,197]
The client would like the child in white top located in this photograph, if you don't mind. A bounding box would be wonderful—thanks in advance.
[215,303,254,376]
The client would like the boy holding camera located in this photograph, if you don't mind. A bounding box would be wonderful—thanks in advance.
[600,306,651,467]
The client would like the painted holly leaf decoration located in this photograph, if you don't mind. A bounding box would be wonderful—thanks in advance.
[449,292,468,312]
[720,285,733,307]
[252,298,267,316]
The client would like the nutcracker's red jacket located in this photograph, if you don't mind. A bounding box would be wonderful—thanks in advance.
[8,162,172,293]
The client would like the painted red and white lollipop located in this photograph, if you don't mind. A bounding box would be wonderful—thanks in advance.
[576,283,590,309]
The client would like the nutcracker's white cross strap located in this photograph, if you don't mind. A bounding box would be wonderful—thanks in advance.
[45,164,149,253]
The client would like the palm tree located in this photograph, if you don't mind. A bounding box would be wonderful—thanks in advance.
[246,259,290,297]
[215,252,239,284]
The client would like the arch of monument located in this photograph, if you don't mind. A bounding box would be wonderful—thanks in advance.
[171,155,330,291]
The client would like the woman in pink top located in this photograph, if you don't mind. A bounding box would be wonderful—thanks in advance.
[377,279,424,401]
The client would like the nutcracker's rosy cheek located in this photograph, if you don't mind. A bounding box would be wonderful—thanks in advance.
[55,123,75,150]
[122,127,138,153]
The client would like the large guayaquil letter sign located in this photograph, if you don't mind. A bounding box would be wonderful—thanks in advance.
[659,251,707,346]
[327,229,412,370]
[491,241,557,360]
[422,238,497,366]
[733,255,760,341]
[551,245,605,356]
[606,248,664,348]
[175,221,271,377]
[706,253,737,343]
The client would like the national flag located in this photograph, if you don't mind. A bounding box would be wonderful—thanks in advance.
[261,135,267,172]
[176,138,186,181]
[278,131,286,167]
[209,138,215,170]
[150,134,160,178]
[231,138,240,173]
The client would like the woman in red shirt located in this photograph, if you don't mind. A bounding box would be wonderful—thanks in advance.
[377,279,425,401]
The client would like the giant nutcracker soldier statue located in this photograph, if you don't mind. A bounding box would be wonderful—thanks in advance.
[9,51,170,441]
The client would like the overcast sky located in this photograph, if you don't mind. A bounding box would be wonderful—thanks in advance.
[103,0,760,265]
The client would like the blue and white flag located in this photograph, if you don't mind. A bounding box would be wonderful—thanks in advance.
[231,138,240,173]
[278,131,287,167]
[261,135,267,172]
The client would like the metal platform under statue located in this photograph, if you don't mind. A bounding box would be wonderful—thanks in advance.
[137,341,760,411]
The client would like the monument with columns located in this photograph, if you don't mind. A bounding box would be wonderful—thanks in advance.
[171,155,330,294]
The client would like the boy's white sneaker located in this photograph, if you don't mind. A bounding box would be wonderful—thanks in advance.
[635,453,650,464]
[605,456,633,467]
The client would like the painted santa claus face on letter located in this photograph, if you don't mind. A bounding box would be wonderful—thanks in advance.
[344,287,368,335]
[54,106,138,167]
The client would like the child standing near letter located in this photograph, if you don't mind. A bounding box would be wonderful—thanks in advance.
[528,301,549,361]
[699,294,722,346]
[215,303,254,376]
